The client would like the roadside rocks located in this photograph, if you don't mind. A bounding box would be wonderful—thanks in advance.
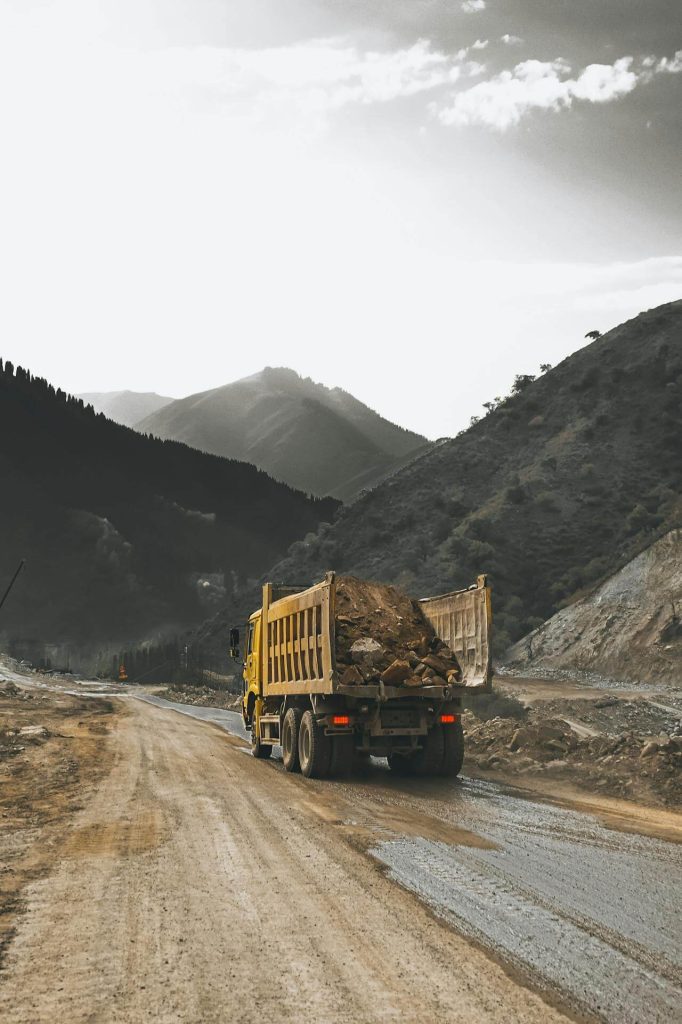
[463,700,682,808]
[509,727,530,752]
[18,725,51,741]
[159,685,241,711]
[0,721,50,760]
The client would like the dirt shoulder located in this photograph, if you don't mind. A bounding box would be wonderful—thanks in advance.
[0,681,119,967]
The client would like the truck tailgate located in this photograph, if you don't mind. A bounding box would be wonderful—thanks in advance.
[419,577,492,691]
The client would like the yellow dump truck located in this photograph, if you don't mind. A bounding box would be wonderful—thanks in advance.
[238,572,492,778]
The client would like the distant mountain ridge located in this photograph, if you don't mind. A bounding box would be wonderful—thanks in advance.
[0,361,337,661]
[136,367,429,501]
[78,390,173,428]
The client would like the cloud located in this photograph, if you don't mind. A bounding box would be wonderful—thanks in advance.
[501,34,523,46]
[654,50,682,74]
[131,38,478,122]
[471,39,489,50]
[461,0,486,12]
[434,52,682,130]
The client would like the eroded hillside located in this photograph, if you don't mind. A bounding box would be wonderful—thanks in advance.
[506,529,682,683]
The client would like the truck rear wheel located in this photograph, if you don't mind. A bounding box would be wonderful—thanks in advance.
[298,711,331,779]
[251,726,272,760]
[413,724,445,776]
[282,707,303,773]
[440,720,465,777]
[329,733,354,777]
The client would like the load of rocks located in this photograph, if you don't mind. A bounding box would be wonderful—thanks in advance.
[334,576,462,688]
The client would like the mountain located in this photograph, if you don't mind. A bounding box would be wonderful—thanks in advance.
[135,367,429,501]
[210,301,681,659]
[505,529,681,685]
[77,390,173,428]
[0,360,337,665]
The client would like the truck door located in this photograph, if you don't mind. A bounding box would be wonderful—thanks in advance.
[244,614,262,714]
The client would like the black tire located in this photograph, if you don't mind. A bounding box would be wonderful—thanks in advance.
[282,707,303,773]
[329,733,355,777]
[387,752,415,775]
[441,720,465,777]
[413,725,445,777]
[251,724,272,760]
[298,710,331,779]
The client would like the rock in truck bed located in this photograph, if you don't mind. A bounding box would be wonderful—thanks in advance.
[334,576,462,689]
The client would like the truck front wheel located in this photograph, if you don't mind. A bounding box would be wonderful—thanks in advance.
[282,707,303,772]
[298,711,331,779]
[251,726,272,760]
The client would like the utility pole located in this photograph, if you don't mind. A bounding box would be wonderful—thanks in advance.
[0,559,25,614]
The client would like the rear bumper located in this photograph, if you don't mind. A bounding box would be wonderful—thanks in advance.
[335,681,488,701]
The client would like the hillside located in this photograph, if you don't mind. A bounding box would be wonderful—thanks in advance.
[505,529,682,684]
[208,302,681,659]
[0,361,337,666]
[77,390,173,427]
[136,367,428,501]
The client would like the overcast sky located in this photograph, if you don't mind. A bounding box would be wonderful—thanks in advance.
[1,0,681,438]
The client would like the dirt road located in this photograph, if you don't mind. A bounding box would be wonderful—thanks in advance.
[1,696,680,1024]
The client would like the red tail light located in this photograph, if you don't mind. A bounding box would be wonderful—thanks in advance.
[332,714,350,726]
[440,713,457,724]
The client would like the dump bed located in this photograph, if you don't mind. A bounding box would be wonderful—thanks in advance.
[259,572,492,699]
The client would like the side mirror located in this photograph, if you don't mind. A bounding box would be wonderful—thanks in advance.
[229,627,240,660]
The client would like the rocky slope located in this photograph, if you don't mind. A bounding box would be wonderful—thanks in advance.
[136,367,428,501]
[240,302,681,656]
[506,529,682,684]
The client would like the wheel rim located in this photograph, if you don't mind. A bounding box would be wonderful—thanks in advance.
[283,721,292,759]
[301,723,311,764]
